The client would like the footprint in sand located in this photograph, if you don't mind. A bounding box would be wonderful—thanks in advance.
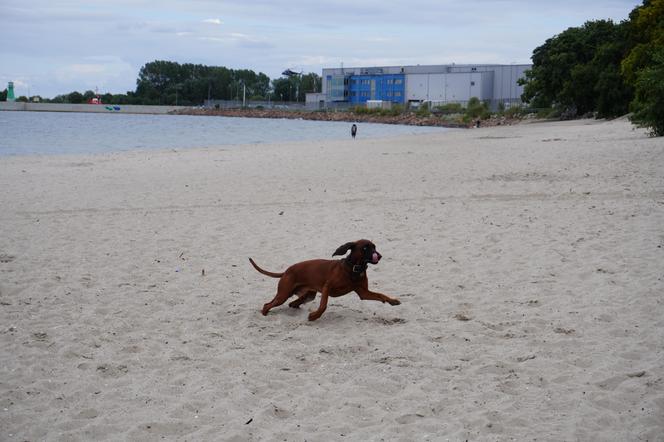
[596,371,646,390]
[80,274,94,288]
[96,364,128,378]
[0,254,15,263]
[75,408,99,419]
[395,413,426,424]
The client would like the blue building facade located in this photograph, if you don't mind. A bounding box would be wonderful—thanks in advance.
[347,74,405,104]
[325,73,405,104]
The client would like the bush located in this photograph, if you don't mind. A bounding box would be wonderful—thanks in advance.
[464,97,490,121]
[434,102,464,115]
[386,104,404,116]
[535,107,559,119]
[629,49,664,137]
[352,105,369,114]
[504,105,526,118]
[415,102,431,117]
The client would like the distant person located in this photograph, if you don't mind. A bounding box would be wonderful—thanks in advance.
[351,124,357,139]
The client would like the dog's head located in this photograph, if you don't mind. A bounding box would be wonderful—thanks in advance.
[332,239,381,264]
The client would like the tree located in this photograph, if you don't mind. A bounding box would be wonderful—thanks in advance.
[630,47,664,136]
[621,0,664,84]
[0,88,6,101]
[299,73,322,101]
[519,20,628,116]
[67,91,84,103]
[134,60,271,104]
[83,90,97,102]
[592,36,633,117]
[271,77,292,101]
[135,60,177,104]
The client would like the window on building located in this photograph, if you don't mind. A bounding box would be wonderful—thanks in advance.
[394,79,403,85]
[471,81,475,86]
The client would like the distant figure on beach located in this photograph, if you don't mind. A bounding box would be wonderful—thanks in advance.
[351,124,357,139]
[475,119,481,128]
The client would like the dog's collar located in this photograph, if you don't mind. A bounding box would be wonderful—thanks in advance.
[344,257,367,275]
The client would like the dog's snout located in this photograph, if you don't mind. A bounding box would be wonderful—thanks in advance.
[372,251,381,264]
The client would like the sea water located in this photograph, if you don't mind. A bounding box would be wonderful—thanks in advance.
[0,111,448,156]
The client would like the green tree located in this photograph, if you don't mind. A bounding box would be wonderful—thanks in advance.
[630,47,664,136]
[591,36,633,117]
[269,72,319,102]
[621,0,664,85]
[67,91,84,103]
[520,20,629,116]
[299,73,322,100]
[272,77,293,101]
[135,60,180,104]
[0,88,6,101]
[135,60,271,104]
[83,90,97,102]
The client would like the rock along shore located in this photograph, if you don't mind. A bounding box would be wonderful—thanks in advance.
[170,107,479,128]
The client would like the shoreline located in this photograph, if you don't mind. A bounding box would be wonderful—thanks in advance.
[171,106,518,128]
[2,101,523,128]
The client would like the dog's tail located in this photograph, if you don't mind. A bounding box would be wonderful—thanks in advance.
[248,258,284,278]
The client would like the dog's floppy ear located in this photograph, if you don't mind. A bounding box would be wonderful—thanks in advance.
[332,241,356,257]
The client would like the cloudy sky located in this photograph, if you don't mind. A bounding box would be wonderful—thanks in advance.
[1,0,640,98]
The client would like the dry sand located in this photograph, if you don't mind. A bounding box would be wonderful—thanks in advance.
[1,118,663,441]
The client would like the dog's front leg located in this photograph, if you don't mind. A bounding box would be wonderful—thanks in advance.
[355,286,401,305]
[308,285,330,321]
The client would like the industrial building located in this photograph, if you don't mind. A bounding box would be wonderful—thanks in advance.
[319,64,531,109]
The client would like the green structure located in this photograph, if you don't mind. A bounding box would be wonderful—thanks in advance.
[6,82,15,101]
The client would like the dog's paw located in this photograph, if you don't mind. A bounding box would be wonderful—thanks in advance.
[388,298,401,306]
[308,312,321,321]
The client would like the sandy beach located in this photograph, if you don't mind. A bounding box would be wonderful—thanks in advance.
[1,118,663,441]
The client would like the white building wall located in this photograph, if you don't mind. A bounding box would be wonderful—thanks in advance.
[406,74,429,101]
[492,65,529,103]
[428,74,445,101]
[481,71,494,101]
[445,73,472,102]
[406,72,491,102]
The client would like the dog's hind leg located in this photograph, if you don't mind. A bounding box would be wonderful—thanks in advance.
[308,285,330,321]
[289,290,317,308]
[261,277,295,315]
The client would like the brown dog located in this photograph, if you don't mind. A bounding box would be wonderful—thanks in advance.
[249,239,400,321]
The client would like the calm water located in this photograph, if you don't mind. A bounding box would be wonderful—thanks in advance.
[0,111,447,156]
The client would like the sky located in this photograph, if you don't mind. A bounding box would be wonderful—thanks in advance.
[0,0,641,98]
